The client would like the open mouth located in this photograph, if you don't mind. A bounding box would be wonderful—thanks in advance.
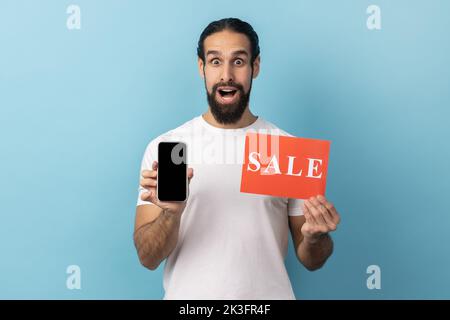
[217,86,239,103]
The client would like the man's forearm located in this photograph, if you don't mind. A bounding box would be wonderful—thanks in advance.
[297,233,334,271]
[134,209,182,270]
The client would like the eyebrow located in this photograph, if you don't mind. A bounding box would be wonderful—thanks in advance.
[206,50,249,57]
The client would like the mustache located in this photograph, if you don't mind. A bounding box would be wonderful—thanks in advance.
[212,81,244,92]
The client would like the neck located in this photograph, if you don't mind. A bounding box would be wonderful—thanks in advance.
[202,107,258,129]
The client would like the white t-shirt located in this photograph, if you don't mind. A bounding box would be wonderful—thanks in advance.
[136,115,304,299]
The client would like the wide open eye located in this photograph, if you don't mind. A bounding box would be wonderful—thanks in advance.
[210,58,220,65]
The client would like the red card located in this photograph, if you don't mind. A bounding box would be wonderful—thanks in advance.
[240,132,331,199]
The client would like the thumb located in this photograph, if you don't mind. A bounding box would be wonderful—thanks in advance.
[147,190,162,208]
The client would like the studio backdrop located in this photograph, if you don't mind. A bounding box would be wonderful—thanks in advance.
[1,0,449,299]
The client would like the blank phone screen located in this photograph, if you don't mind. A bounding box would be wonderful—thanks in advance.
[157,142,187,202]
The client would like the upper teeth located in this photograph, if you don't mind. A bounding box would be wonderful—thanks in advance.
[222,89,234,92]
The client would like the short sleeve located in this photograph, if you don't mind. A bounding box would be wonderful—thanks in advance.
[288,198,304,216]
[136,141,158,207]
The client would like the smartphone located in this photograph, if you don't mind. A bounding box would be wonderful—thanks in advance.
[157,141,188,202]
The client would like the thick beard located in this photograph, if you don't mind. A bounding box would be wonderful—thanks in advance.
[205,74,252,125]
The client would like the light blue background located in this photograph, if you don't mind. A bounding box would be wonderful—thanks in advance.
[1,0,449,299]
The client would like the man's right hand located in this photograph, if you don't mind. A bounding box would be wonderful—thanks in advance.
[140,161,194,215]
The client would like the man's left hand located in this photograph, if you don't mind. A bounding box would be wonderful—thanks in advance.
[301,195,341,244]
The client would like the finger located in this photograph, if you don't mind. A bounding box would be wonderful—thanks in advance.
[316,203,337,231]
[140,178,157,188]
[308,197,328,226]
[152,161,158,171]
[303,204,313,224]
[141,170,157,179]
[146,189,162,207]
[303,200,318,225]
[140,190,149,201]
[140,186,155,201]
[316,195,336,227]
[317,195,340,225]
[187,167,194,181]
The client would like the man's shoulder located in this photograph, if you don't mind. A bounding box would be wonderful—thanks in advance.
[142,116,200,153]
[159,116,200,138]
[256,117,296,137]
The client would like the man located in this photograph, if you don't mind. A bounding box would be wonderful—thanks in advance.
[134,18,341,300]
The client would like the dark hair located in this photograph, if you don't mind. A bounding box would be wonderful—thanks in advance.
[197,18,260,64]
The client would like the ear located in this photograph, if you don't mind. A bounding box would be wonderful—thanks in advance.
[252,55,260,79]
[198,57,205,79]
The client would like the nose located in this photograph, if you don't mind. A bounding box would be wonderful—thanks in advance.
[221,63,234,82]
